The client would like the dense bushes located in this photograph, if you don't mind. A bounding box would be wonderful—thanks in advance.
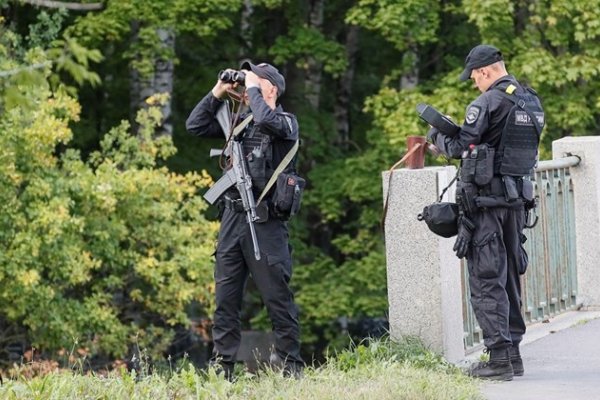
[0,44,218,363]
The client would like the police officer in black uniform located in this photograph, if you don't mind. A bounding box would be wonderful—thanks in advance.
[428,45,544,381]
[186,61,304,378]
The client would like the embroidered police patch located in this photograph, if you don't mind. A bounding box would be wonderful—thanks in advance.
[465,106,481,125]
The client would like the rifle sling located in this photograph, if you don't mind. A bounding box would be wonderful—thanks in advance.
[232,114,254,137]
[226,113,299,207]
[257,140,299,206]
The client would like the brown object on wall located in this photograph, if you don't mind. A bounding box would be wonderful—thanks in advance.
[406,136,426,169]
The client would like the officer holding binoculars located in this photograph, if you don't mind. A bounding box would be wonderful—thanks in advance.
[186,61,304,379]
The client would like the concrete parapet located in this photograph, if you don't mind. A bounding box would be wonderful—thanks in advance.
[553,137,600,308]
[382,166,464,362]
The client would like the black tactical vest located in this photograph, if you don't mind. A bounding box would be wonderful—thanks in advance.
[494,84,544,177]
[242,122,273,193]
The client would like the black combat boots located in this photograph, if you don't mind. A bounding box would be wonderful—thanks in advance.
[509,345,524,376]
[469,347,514,381]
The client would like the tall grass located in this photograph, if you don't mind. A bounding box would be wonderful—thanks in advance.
[0,337,483,400]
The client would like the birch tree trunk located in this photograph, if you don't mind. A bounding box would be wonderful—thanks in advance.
[305,0,324,109]
[400,45,419,90]
[129,24,175,137]
[239,0,253,58]
[334,25,359,146]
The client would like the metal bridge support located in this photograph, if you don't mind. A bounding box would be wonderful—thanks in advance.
[553,137,600,308]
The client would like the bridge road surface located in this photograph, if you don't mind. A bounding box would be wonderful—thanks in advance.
[480,311,600,400]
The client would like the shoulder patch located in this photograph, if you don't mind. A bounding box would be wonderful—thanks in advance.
[465,106,481,125]
[505,84,517,94]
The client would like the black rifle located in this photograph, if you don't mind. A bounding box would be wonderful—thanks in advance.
[203,104,261,260]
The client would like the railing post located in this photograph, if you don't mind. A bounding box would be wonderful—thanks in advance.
[382,166,464,362]
[553,137,600,308]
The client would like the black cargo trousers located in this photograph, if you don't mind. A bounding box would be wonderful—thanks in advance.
[211,206,303,370]
[466,204,528,350]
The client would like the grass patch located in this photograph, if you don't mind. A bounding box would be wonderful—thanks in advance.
[0,337,483,400]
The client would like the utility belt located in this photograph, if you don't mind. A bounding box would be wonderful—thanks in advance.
[220,195,272,223]
[459,143,535,206]
[479,176,532,201]
[222,195,245,213]
[458,176,534,208]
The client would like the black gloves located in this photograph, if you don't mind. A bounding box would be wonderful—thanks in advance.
[453,215,475,259]
[426,127,440,143]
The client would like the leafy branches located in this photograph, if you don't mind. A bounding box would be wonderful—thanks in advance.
[270,25,348,78]
[346,0,440,51]
[0,34,217,361]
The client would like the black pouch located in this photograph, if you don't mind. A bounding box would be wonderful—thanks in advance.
[521,179,536,211]
[272,172,306,220]
[460,155,476,183]
[417,202,459,238]
[247,155,267,192]
[502,175,520,202]
[521,179,534,201]
[474,144,495,186]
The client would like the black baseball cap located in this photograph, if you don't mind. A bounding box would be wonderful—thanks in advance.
[459,45,503,81]
[240,60,286,97]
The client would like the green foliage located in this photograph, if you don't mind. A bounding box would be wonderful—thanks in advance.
[331,336,454,373]
[251,0,285,9]
[47,35,103,92]
[27,9,68,49]
[0,20,101,109]
[68,0,242,78]
[460,0,514,48]
[346,0,441,51]
[291,148,393,346]
[355,0,600,160]
[0,42,218,360]
[0,19,46,110]
[270,25,348,77]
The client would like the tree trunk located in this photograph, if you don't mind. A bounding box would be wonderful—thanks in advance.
[20,0,103,11]
[239,0,253,59]
[304,0,324,109]
[400,45,419,90]
[129,23,175,137]
[334,25,359,147]
[514,0,529,36]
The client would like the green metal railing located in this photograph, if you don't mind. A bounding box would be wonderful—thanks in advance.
[462,156,581,351]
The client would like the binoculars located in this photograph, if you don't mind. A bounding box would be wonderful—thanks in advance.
[218,70,246,85]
